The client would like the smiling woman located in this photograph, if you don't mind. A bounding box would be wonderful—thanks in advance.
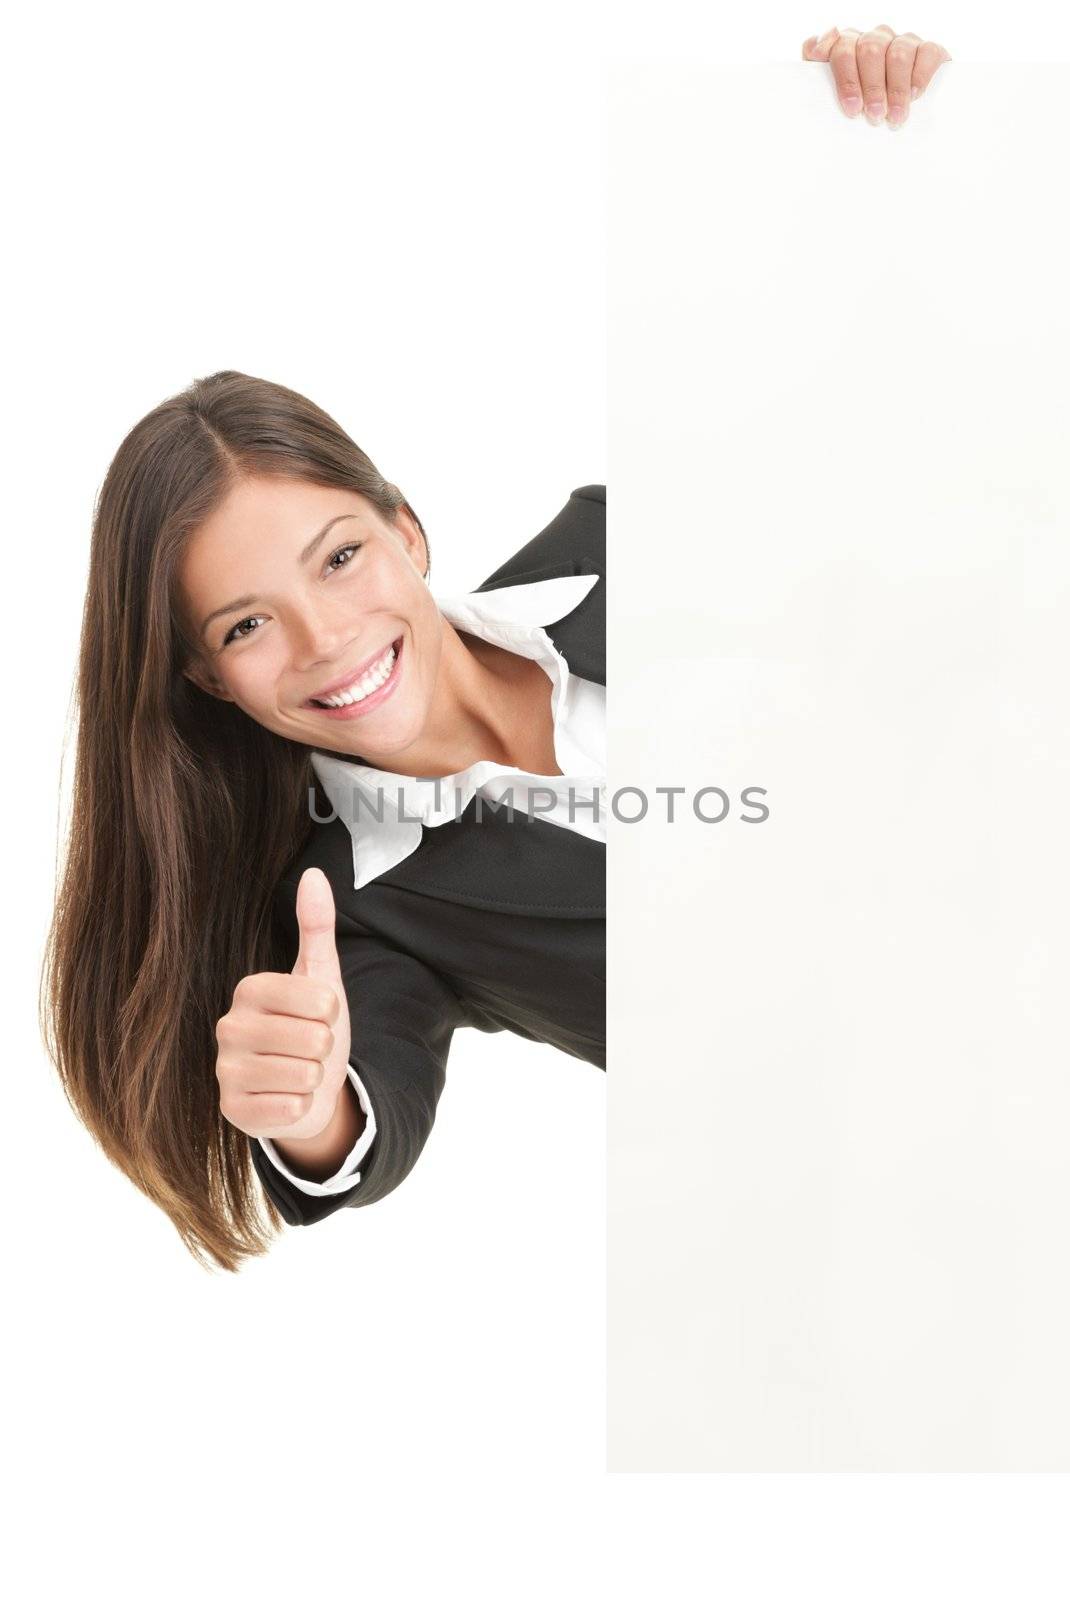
[176,474,443,758]
[38,370,606,1271]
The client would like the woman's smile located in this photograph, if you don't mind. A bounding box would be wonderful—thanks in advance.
[303,633,405,720]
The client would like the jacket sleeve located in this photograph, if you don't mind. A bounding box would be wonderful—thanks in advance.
[248,889,467,1228]
[257,1060,378,1196]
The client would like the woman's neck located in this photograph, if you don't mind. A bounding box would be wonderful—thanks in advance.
[335,623,562,780]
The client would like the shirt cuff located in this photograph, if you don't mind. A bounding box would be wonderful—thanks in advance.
[257,1063,377,1197]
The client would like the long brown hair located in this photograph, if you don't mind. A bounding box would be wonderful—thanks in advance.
[39,370,430,1272]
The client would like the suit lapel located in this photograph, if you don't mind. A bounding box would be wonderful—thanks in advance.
[368,788,605,916]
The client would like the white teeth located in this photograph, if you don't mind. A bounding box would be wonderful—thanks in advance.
[315,645,397,708]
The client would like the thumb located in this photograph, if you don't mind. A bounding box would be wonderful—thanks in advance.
[292,867,342,983]
[802,27,838,61]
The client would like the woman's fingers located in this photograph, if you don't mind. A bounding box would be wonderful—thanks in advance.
[857,25,896,120]
[911,38,953,99]
[803,25,952,123]
[885,31,922,125]
[828,29,865,117]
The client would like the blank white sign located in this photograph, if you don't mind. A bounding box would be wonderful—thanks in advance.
[608,63,1070,1470]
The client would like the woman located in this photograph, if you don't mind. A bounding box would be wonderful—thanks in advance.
[40,370,606,1272]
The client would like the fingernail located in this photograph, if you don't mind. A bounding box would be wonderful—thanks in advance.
[886,104,905,126]
[865,102,885,122]
[842,94,862,115]
[910,85,921,99]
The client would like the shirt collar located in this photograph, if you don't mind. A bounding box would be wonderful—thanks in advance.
[310,571,601,892]
[435,569,600,638]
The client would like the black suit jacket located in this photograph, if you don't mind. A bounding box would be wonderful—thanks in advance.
[248,485,606,1226]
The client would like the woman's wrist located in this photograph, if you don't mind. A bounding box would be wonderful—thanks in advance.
[270,1074,365,1181]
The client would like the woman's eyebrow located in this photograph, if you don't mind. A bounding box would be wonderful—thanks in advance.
[198,513,361,639]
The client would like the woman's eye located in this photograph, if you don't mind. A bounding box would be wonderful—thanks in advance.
[326,542,361,572]
[221,616,265,647]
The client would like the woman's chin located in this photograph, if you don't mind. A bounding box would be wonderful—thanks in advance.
[315,708,423,765]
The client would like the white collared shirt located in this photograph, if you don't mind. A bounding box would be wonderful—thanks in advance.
[258,570,606,1198]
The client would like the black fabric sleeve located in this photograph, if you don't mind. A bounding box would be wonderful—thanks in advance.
[475,484,604,592]
[248,890,467,1228]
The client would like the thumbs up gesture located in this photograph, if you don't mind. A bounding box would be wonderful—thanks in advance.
[215,868,353,1144]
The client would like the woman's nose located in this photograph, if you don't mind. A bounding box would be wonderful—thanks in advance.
[288,607,350,669]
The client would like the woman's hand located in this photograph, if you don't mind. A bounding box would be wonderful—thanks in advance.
[802,25,952,126]
[216,867,353,1144]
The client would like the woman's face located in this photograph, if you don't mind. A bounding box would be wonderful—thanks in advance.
[178,475,443,763]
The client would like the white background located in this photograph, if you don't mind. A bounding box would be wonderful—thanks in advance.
[609,34,1070,1470]
[6,0,1070,1595]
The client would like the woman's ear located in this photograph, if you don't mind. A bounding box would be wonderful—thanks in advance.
[182,660,236,703]
[392,504,430,580]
